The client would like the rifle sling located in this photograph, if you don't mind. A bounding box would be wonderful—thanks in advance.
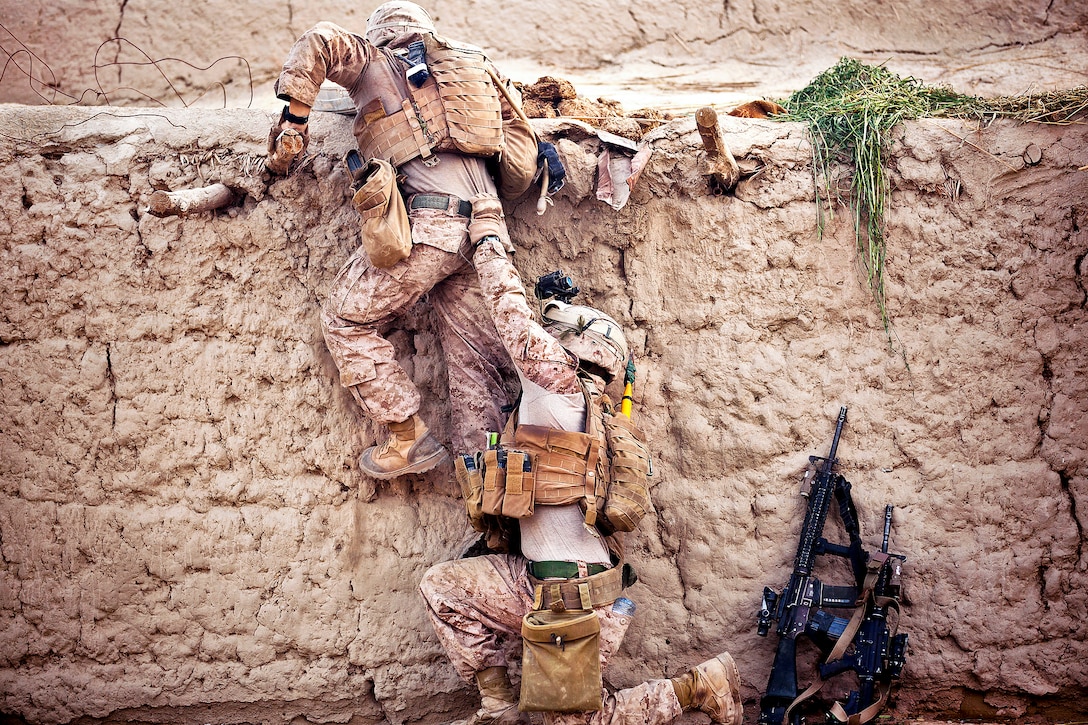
[784,555,902,725]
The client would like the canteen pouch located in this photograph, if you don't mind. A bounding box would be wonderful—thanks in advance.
[519,608,602,712]
[486,69,539,199]
[496,111,538,199]
[350,157,412,268]
[455,454,486,533]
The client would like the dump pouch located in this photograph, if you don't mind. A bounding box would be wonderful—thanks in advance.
[519,608,602,713]
[350,157,412,268]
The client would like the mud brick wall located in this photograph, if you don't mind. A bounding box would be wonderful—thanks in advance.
[0,105,1085,723]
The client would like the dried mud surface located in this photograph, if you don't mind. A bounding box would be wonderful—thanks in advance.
[1,1,1087,725]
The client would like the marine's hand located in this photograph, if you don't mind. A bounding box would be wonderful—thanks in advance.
[265,104,311,175]
[467,194,512,251]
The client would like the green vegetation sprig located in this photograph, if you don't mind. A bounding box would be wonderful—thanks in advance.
[775,57,1086,343]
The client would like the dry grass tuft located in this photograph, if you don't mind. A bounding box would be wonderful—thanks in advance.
[774,57,1086,342]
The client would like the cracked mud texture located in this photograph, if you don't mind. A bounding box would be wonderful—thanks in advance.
[1,1,1087,724]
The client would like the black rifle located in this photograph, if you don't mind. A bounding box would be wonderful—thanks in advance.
[756,407,908,725]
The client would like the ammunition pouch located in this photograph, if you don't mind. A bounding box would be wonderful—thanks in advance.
[482,448,535,519]
[454,453,486,532]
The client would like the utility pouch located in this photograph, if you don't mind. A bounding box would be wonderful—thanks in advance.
[519,608,602,713]
[455,454,486,532]
[350,157,412,268]
[601,411,653,533]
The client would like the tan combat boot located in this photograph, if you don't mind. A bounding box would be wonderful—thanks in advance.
[449,666,524,725]
[671,652,743,725]
[358,414,449,479]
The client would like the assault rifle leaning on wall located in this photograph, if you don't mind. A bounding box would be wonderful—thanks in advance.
[756,407,908,725]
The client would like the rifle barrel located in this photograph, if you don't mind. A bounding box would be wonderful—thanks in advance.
[882,505,893,553]
[827,406,848,463]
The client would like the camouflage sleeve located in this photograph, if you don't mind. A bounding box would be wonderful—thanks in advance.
[274,21,373,106]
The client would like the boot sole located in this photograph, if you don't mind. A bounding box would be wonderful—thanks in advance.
[358,448,450,480]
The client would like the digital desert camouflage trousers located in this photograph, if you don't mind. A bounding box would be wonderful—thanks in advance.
[419,554,683,725]
[471,237,582,396]
[321,208,516,452]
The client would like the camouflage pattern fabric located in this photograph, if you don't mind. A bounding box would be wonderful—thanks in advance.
[472,238,581,396]
[321,209,514,452]
[419,555,682,725]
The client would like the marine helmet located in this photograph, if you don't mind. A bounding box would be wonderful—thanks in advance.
[542,300,628,383]
[365,1,436,46]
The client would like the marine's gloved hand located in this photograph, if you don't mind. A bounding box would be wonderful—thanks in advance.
[536,141,566,194]
[468,194,513,251]
[265,105,310,175]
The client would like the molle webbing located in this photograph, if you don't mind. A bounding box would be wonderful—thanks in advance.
[424,38,503,155]
[353,36,502,167]
[512,425,595,506]
[529,565,623,611]
[599,409,653,533]
[356,88,446,167]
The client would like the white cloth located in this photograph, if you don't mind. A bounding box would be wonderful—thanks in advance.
[516,372,584,430]
[520,504,610,565]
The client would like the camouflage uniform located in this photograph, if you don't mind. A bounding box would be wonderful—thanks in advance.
[276,22,517,452]
[470,237,582,397]
[419,238,684,725]
[420,555,683,725]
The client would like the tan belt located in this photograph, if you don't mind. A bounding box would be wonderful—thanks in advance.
[528,564,623,611]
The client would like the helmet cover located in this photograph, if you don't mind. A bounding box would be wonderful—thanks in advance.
[365,1,436,46]
[542,301,628,382]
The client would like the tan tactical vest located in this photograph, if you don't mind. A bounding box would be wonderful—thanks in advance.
[455,380,653,537]
[351,33,504,167]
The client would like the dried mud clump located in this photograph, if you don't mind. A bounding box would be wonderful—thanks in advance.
[519,75,673,141]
